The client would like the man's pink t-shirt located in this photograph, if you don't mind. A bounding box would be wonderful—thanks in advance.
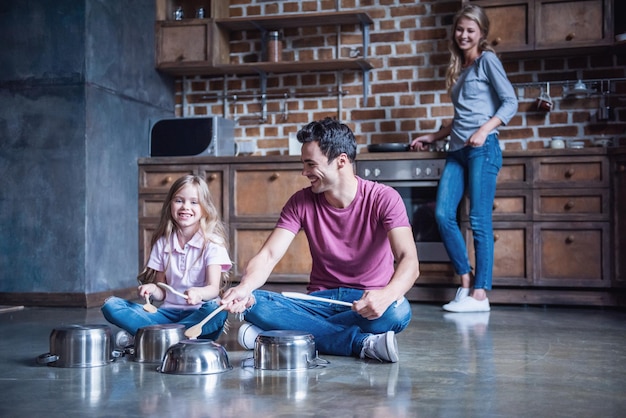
[276,177,410,292]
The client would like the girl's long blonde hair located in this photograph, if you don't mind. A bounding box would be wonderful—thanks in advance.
[137,175,230,295]
[445,5,496,93]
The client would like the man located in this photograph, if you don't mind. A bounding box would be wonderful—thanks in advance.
[221,118,419,362]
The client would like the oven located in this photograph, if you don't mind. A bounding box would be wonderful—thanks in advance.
[357,158,450,262]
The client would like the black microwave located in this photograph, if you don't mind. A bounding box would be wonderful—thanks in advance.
[150,116,236,157]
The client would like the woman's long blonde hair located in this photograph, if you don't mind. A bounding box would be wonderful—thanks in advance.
[445,5,496,93]
[137,175,230,294]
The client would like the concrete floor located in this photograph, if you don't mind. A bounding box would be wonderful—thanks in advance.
[0,303,625,417]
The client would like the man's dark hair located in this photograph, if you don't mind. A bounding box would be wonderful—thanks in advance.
[296,117,357,163]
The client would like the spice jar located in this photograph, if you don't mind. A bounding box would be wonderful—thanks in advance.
[267,31,283,62]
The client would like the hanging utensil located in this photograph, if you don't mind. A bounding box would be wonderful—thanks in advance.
[157,282,189,299]
[281,292,354,307]
[142,294,158,313]
[184,305,227,340]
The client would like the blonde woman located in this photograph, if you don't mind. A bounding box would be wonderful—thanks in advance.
[411,5,518,312]
[102,175,231,345]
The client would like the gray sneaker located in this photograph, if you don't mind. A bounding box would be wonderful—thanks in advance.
[114,330,134,349]
[360,331,399,363]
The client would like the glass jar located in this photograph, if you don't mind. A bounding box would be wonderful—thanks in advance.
[267,31,283,62]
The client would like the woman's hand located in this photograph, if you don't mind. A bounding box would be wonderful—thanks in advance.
[410,133,436,151]
[466,130,488,147]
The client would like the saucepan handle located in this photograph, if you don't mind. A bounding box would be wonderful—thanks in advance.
[36,353,59,364]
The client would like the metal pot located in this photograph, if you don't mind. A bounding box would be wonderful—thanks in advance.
[36,324,120,368]
[133,323,185,363]
[252,330,328,370]
[158,339,232,375]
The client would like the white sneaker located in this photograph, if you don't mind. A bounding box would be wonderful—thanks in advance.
[360,331,399,363]
[443,296,490,313]
[237,322,263,350]
[450,287,470,303]
[114,330,134,349]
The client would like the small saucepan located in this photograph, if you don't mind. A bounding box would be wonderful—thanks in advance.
[246,330,329,371]
[36,324,122,368]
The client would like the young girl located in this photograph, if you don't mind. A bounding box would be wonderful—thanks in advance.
[102,174,232,345]
[410,5,518,312]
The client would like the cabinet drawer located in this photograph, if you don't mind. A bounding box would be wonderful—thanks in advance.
[534,157,608,187]
[497,158,531,188]
[232,165,310,219]
[139,166,196,194]
[461,189,531,221]
[232,227,312,281]
[464,222,532,285]
[481,1,534,52]
[536,0,610,49]
[535,222,610,286]
[534,189,609,221]
[139,194,166,219]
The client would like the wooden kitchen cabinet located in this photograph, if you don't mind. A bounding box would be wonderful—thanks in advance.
[137,163,228,267]
[138,157,312,285]
[464,0,613,54]
[138,149,622,306]
[612,153,626,288]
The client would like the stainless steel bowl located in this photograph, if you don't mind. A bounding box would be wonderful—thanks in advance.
[159,339,232,375]
[134,323,185,363]
[254,330,327,370]
[36,324,117,368]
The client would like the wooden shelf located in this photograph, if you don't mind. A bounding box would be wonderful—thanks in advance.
[157,58,374,77]
[215,11,373,31]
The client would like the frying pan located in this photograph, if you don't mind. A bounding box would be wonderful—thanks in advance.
[367,143,410,152]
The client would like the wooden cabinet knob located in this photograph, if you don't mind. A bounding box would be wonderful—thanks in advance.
[491,37,501,46]
[162,176,173,185]
[566,32,575,41]
[493,233,500,242]
[619,164,626,173]
[565,168,575,178]
[565,235,575,244]
[269,172,280,181]
[207,173,218,181]
[564,201,575,210]
[492,201,499,211]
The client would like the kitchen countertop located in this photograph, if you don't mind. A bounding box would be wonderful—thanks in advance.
[138,146,623,165]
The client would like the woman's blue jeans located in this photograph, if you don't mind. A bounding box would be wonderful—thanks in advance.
[435,134,502,290]
[101,296,227,340]
[243,288,412,357]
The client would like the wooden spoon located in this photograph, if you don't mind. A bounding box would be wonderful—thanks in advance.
[142,294,158,313]
[184,305,226,339]
[281,291,353,307]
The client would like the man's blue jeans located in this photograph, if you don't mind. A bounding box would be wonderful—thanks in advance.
[435,134,502,290]
[243,288,412,357]
[101,296,227,340]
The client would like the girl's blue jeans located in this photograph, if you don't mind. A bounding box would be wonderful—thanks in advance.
[435,134,502,290]
[243,288,412,357]
[101,296,227,340]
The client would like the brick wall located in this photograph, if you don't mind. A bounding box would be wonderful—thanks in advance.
[174,0,626,154]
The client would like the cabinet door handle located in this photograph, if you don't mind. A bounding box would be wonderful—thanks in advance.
[491,37,501,46]
[493,233,500,242]
[207,173,218,181]
[619,164,626,173]
[565,168,575,178]
[269,172,280,181]
[566,32,575,41]
[564,201,575,210]
[492,201,499,211]
[565,235,575,244]
[162,176,173,185]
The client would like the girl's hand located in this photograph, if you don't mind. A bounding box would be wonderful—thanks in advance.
[138,283,157,297]
[185,288,204,305]
[410,133,435,151]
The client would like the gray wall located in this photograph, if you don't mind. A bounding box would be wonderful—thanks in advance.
[0,0,174,302]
